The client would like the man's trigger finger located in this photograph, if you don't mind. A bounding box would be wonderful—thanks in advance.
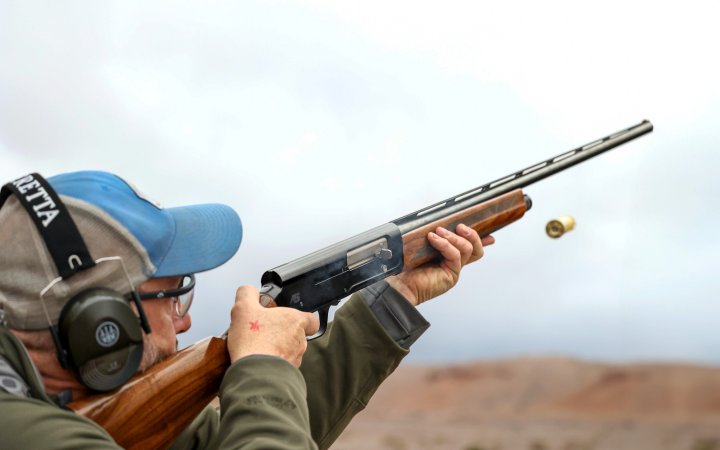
[303,312,321,336]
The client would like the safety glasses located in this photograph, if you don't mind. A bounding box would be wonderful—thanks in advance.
[137,274,195,318]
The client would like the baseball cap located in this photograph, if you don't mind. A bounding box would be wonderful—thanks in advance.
[0,171,242,330]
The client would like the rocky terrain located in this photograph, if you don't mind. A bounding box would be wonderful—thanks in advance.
[332,357,720,450]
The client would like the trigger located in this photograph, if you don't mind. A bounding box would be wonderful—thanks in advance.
[307,307,330,341]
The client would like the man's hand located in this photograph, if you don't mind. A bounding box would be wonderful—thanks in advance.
[227,286,320,367]
[386,223,494,306]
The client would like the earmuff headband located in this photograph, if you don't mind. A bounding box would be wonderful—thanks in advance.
[0,173,95,279]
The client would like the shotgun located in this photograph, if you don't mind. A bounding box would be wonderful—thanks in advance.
[70,120,653,449]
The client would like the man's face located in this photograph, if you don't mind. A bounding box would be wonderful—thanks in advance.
[136,276,193,370]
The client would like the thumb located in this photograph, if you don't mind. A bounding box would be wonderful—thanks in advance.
[232,286,261,315]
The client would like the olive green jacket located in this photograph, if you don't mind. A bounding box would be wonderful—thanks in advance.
[0,283,429,449]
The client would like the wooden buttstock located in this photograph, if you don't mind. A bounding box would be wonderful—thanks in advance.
[69,336,230,450]
[402,189,529,270]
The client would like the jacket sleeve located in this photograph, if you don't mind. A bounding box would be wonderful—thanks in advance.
[1,329,121,450]
[1,359,317,450]
[172,281,430,450]
[0,391,121,450]
[301,281,430,449]
[172,355,318,450]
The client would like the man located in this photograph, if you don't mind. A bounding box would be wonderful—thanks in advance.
[0,170,493,449]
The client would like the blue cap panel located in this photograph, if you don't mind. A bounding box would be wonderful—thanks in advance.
[48,171,242,276]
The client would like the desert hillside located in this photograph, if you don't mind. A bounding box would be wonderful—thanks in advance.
[332,357,720,450]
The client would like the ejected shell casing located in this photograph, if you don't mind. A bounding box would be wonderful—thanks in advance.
[546,216,576,238]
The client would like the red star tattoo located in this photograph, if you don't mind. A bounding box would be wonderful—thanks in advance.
[249,320,261,331]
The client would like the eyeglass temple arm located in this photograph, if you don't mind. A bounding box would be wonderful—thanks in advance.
[129,290,152,334]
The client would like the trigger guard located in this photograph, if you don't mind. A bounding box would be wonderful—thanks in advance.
[307,307,330,341]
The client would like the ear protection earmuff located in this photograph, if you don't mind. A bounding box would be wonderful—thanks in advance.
[1,173,150,392]
[58,288,144,392]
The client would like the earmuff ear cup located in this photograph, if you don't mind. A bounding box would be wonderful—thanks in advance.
[58,288,144,391]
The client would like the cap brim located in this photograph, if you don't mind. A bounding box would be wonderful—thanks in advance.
[153,204,242,277]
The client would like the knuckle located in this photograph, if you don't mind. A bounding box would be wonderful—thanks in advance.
[471,248,485,262]
[235,285,258,301]
[450,233,463,244]
[450,246,462,259]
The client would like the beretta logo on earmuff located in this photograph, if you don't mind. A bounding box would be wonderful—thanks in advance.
[96,321,121,347]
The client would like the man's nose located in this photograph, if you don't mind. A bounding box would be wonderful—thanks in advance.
[174,313,192,334]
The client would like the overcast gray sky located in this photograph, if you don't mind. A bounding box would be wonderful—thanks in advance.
[1,0,718,364]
